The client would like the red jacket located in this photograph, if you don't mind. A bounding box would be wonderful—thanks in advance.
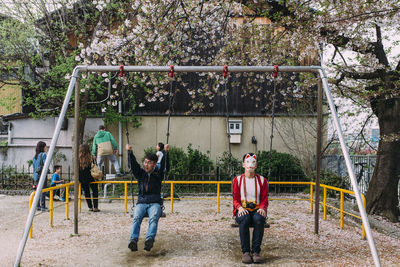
[232,174,269,216]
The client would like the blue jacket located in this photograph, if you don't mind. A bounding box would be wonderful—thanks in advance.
[127,151,169,204]
[33,152,47,182]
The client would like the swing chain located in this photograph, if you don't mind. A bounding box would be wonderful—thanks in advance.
[223,65,234,179]
[268,65,279,178]
[160,66,176,211]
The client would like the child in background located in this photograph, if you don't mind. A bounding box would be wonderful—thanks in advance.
[51,165,65,201]
[156,142,165,169]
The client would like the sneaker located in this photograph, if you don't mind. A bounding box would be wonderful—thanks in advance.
[41,207,49,212]
[93,208,100,212]
[89,208,93,211]
[242,252,252,264]
[128,239,138,251]
[144,238,154,251]
[60,198,66,202]
[116,173,123,177]
[252,253,263,263]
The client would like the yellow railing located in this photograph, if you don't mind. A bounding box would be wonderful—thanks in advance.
[315,183,366,239]
[29,180,366,239]
[28,182,74,238]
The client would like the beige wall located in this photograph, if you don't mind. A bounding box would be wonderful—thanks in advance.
[0,82,21,115]
[114,116,320,170]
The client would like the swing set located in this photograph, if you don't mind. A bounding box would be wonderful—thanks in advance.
[14,65,381,267]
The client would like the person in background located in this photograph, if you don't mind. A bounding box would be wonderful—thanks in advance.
[156,142,165,169]
[51,165,65,201]
[79,144,100,212]
[232,153,268,264]
[33,141,49,212]
[92,125,122,177]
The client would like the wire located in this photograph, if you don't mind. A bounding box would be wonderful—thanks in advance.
[223,65,234,179]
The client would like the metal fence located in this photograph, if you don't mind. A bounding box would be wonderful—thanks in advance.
[0,165,73,190]
[321,155,376,195]
[0,164,308,194]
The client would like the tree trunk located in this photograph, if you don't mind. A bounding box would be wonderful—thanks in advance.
[366,98,400,222]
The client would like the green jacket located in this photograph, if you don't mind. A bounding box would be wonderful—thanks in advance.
[92,130,118,156]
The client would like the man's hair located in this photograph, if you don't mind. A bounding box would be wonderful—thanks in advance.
[99,125,105,130]
[158,142,164,151]
[145,153,158,163]
[242,153,256,162]
[54,165,62,172]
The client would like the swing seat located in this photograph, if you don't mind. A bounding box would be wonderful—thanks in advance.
[231,218,270,228]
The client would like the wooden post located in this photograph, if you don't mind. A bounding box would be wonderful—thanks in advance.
[315,78,323,234]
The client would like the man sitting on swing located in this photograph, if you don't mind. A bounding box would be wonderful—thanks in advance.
[233,153,268,264]
[126,143,170,252]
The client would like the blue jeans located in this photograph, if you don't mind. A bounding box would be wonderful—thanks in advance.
[129,203,162,242]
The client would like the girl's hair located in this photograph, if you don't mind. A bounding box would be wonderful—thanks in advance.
[35,141,47,159]
[158,142,164,151]
[79,144,92,169]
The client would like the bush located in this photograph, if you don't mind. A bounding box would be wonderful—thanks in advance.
[143,144,214,179]
[312,169,348,192]
[216,151,242,179]
[256,150,307,181]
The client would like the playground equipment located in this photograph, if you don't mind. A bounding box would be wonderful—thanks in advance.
[27,180,367,240]
[15,65,381,267]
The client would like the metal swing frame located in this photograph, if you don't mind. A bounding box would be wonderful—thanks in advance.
[15,65,381,267]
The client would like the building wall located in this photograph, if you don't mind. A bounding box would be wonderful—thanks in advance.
[1,115,321,174]
[2,117,102,171]
[115,116,320,171]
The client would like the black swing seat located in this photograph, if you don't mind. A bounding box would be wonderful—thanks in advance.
[231,218,270,228]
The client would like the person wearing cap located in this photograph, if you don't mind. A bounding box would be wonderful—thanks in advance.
[232,153,269,264]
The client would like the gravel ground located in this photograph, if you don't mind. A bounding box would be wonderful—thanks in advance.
[1,194,399,267]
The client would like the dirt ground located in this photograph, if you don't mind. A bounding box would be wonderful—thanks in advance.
[1,194,400,267]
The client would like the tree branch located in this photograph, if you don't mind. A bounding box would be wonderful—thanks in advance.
[348,113,373,150]
[396,60,400,72]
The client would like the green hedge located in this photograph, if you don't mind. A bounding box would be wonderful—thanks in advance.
[256,150,307,181]
[144,144,214,178]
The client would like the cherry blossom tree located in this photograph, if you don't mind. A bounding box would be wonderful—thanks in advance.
[2,0,397,220]
[241,0,400,221]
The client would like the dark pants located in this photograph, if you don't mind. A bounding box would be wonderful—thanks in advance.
[35,176,48,209]
[81,182,99,209]
[54,188,66,199]
[236,210,265,253]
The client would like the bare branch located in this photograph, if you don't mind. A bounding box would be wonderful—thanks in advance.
[348,113,374,150]
[324,7,400,24]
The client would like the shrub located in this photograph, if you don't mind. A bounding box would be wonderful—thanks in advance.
[216,151,242,179]
[256,150,307,181]
[311,169,348,195]
[143,144,214,179]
